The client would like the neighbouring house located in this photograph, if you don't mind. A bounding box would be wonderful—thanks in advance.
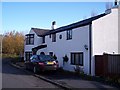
[24,4,120,76]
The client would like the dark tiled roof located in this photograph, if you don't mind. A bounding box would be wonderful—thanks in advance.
[44,13,106,36]
[26,13,106,37]
[31,28,50,37]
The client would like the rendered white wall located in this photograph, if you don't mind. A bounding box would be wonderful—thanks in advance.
[37,25,90,75]
[91,7,119,75]
[24,29,42,60]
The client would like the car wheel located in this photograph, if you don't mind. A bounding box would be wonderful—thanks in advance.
[33,66,37,74]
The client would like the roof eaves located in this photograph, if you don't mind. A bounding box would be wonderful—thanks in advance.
[31,28,50,37]
[25,34,34,36]
[44,13,106,36]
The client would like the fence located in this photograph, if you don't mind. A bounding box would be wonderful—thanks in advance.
[95,54,120,78]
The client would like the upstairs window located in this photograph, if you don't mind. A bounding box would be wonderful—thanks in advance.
[71,52,83,66]
[66,30,72,40]
[49,34,51,38]
[26,34,34,45]
[42,36,45,43]
[52,33,56,42]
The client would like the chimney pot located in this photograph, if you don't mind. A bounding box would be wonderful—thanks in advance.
[114,0,119,6]
[52,21,56,25]
[51,21,56,30]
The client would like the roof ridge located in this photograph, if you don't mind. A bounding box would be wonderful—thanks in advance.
[31,27,50,31]
[31,28,50,37]
[44,13,106,35]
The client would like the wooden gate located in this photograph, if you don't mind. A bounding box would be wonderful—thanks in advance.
[95,54,120,77]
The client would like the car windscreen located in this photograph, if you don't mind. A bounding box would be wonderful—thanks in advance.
[38,55,55,61]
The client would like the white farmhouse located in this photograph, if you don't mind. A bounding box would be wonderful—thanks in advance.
[24,5,120,76]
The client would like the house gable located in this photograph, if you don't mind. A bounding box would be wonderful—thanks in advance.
[31,28,50,37]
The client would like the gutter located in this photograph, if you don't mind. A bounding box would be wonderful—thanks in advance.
[89,24,92,75]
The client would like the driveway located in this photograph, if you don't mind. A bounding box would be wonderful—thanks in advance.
[2,58,61,89]
[37,71,118,88]
[15,61,120,89]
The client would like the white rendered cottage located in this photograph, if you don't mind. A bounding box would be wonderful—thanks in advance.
[24,5,120,76]
[24,28,49,61]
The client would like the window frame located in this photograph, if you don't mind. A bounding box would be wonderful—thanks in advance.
[26,34,34,45]
[59,34,62,39]
[71,52,83,66]
[66,30,72,40]
[52,33,56,42]
[49,34,51,38]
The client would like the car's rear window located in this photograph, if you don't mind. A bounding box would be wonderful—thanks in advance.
[38,55,55,61]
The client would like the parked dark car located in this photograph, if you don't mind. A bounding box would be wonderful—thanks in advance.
[25,55,59,73]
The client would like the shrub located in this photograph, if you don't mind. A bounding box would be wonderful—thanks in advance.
[63,54,69,62]
[53,54,57,60]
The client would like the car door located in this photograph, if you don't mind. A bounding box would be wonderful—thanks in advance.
[30,55,38,70]
[29,55,35,70]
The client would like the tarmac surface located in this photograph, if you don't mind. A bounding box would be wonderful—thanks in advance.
[2,58,119,89]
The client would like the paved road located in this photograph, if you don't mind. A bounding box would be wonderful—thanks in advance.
[2,58,61,89]
[38,68,119,89]
[2,58,119,89]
